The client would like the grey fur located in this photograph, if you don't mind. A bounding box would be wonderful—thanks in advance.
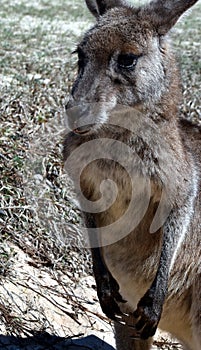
[85,0,124,17]
[63,1,201,349]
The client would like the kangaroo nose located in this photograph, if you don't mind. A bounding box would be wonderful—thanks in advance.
[66,97,89,129]
[65,99,92,135]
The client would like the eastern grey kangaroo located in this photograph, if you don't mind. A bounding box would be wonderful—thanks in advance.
[63,1,201,349]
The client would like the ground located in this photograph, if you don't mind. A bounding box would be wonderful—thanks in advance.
[0,0,200,349]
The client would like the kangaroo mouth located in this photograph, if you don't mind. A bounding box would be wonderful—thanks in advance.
[73,125,92,135]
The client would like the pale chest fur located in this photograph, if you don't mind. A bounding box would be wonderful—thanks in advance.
[81,159,164,310]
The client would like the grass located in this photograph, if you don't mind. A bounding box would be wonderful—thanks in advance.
[0,0,94,339]
[0,0,200,347]
[172,6,201,122]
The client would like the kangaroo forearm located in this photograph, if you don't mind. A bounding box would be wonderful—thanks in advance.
[84,213,109,277]
[84,213,126,317]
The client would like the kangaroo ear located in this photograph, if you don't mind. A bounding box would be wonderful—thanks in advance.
[85,0,124,18]
[142,0,199,35]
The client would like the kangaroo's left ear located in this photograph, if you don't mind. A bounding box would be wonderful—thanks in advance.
[85,0,125,18]
[140,0,199,35]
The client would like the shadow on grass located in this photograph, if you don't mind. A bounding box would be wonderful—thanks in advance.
[0,333,115,350]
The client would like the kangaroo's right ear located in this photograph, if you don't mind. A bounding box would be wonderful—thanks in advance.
[85,0,125,18]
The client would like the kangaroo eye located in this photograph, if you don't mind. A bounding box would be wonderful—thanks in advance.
[117,53,139,69]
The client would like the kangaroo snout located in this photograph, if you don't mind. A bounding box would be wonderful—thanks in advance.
[65,97,117,134]
[65,100,94,134]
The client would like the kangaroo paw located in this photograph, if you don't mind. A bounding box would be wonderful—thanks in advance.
[133,289,162,339]
[97,272,127,322]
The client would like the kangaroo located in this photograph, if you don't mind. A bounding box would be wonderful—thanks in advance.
[63,1,201,349]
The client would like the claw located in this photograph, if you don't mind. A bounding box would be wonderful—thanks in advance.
[115,315,126,324]
[117,320,126,326]
[114,314,127,325]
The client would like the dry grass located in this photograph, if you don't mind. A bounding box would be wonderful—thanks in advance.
[0,0,95,341]
[0,0,93,272]
[0,0,200,348]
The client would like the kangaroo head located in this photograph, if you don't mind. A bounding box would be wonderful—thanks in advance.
[66,0,198,134]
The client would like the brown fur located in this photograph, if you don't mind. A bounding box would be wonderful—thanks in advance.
[63,1,200,349]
